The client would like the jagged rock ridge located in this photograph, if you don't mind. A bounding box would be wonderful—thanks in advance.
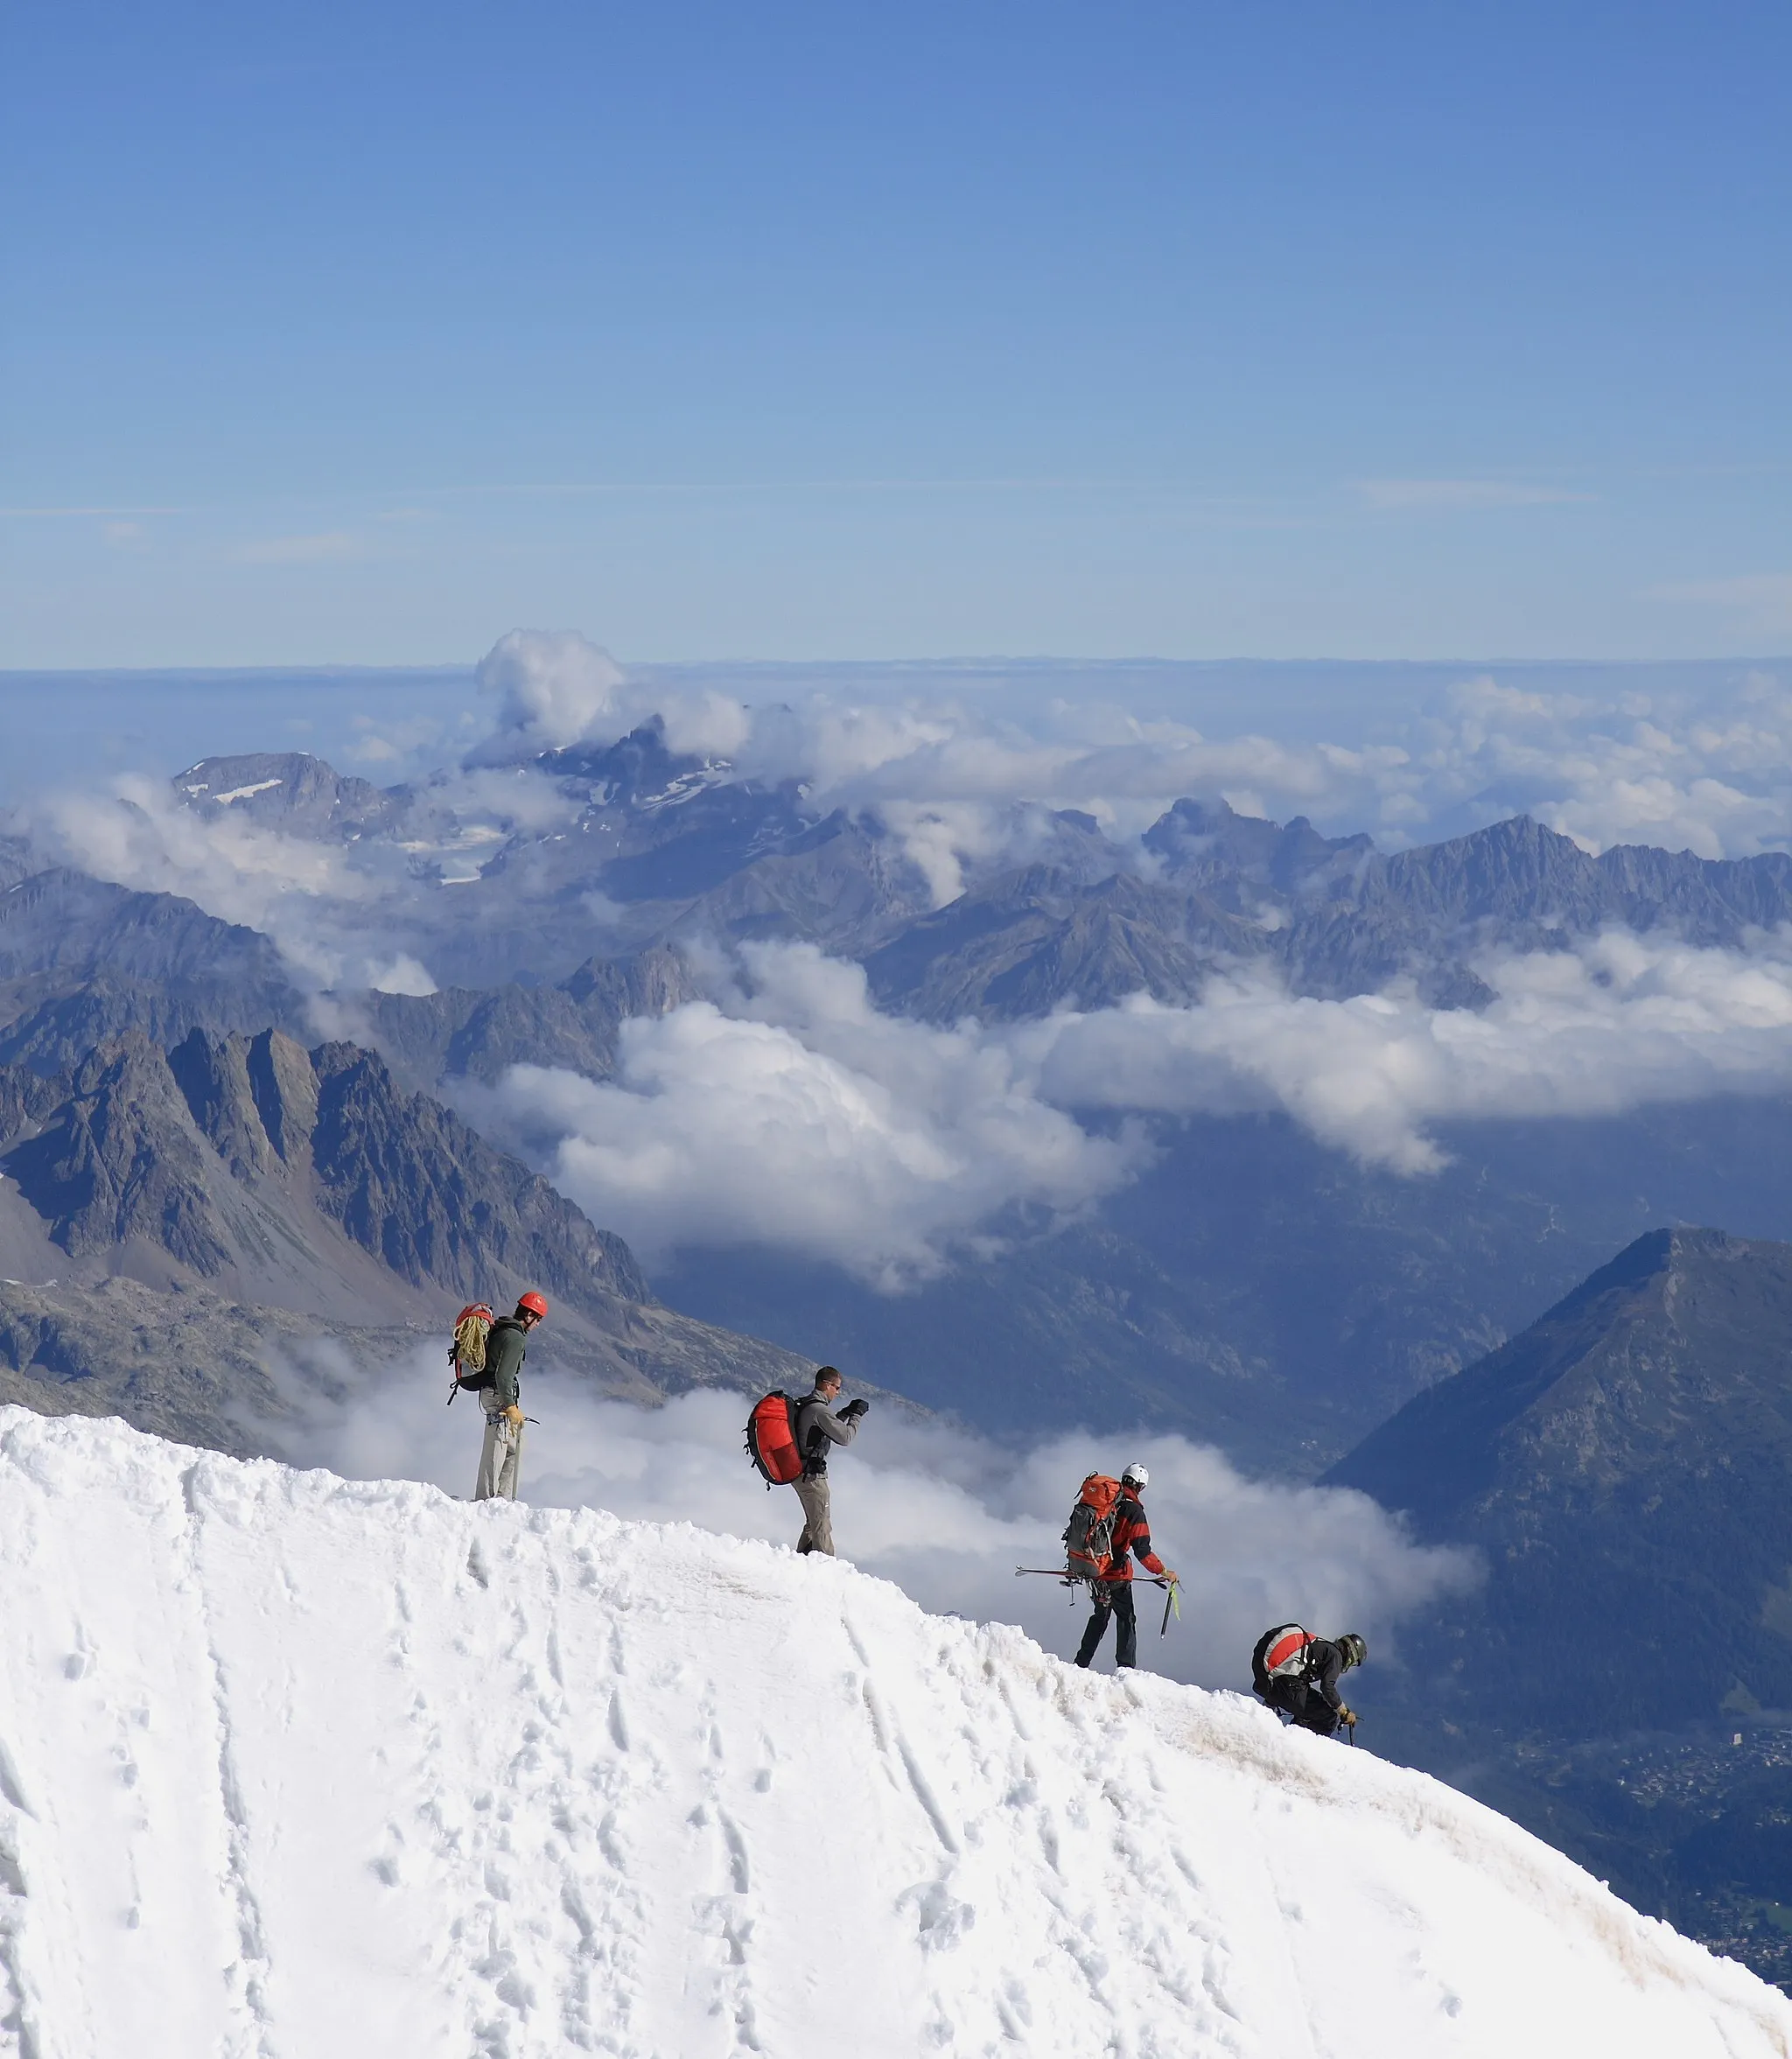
[0,1026,644,1313]
[0,1026,811,1454]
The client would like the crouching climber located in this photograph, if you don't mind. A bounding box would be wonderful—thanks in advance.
[1251,1625,1367,1737]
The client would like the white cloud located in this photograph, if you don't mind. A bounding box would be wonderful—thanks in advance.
[451,634,1792,897]
[497,943,1144,1285]
[578,651,1792,882]
[475,628,628,750]
[24,637,1792,1276]
[473,629,752,759]
[269,1352,1476,1694]
[368,955,438,997]
[1020,929,1792,1174]
[488,931,1792,1274]
[29,775,417,991]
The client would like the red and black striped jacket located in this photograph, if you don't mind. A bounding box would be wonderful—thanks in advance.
[1102,1492,1166,1581]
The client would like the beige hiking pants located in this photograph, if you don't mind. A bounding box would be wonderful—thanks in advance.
[475,1412,523,1501]
[794,1473,834,1555]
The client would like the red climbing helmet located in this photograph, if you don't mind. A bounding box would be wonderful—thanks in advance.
[517,1292,549,1320]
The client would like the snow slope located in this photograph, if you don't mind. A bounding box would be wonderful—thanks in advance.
[0,1409,1787,2059]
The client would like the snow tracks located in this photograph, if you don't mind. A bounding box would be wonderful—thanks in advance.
[0,1406,1788,2059]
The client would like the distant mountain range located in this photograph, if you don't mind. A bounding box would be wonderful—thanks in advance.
[6,738,1792,1466]
[24,732,1792,1061]
[157,735,1792,1010]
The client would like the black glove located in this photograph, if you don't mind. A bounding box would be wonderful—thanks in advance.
[841,1397,869,1420]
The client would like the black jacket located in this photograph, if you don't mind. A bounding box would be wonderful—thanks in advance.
[1302,1640,1348,1712]
[1252,1630,1346,1711]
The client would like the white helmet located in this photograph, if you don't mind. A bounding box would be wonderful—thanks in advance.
[1121,1462,1149,1488]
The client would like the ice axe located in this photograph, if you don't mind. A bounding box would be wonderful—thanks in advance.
[1159,1579,1180,1637]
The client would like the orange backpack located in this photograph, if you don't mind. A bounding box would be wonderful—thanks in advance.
[1063,1474,1124,1583]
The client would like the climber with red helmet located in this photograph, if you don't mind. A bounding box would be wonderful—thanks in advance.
[473,1292,548,1502]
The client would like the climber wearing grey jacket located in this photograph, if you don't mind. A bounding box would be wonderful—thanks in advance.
[792,1366,867,1557]
[474,1294,546,1502]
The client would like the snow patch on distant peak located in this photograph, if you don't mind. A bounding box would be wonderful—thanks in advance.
[206,777,284,804]
[0,1405,1787,2059]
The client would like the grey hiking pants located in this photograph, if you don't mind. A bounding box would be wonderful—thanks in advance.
[794,1473,834,1555]
[475,1412,523,1501]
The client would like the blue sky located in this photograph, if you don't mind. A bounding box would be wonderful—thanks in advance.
[3,0,1788,665]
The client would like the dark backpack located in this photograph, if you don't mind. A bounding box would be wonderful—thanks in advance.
[745,1392,804,1488]
[1062,1474,1124,1585]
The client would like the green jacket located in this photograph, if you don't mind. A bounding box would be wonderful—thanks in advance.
[483,1316,528,1411]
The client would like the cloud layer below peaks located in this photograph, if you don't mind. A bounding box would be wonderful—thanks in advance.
[23,632,1792,1278]
[494,935,1792,1279]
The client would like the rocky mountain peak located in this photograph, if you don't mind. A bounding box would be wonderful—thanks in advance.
[167,1026,318,1180]
[172,753,402,839]
[10,1031,234,1271]
[0,1026,651,1319]
[1377,814,1600,920]
[535,717,710,806]
[1327,1225,1792,1732]
[1142,796,1375,894]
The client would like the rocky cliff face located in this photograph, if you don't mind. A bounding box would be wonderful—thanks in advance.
[0,1026,646,1317]
[0,871,310,1075]
[304,1034,648,1303]
[7,1034,240,1271]
[354,945,702,1091]
[173,751,404,837]
[0,1025,812,1455]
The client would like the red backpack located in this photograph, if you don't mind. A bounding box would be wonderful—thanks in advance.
[745,1392,804,1487]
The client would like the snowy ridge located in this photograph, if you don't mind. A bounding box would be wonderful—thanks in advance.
[0,1409,1788,2059]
